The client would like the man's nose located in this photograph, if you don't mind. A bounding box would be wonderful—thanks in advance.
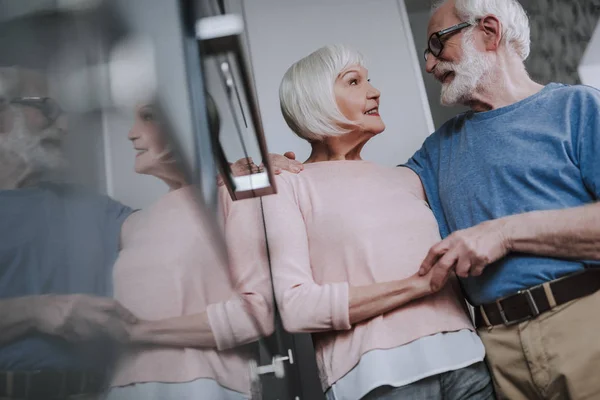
[425,53,438,74]
[54,114,68,133]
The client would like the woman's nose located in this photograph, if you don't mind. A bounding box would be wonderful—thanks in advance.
[368,85,381,99]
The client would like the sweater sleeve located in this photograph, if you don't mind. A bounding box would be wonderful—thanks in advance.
[207,187,275,350]
[262,174,351,333]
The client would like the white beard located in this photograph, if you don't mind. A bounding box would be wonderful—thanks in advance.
[0,109,67,179]
[438,30,495,106]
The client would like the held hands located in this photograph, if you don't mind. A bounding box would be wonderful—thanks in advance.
[32,294,138,343]
[418,219,512,291]
[411,267,452,297]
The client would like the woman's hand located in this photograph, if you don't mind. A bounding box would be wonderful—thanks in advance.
[412,266,452,296]
[31,295,138,344]
[124,320,145,344]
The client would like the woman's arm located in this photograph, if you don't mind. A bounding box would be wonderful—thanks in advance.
[206,189,275,349]
[129,312,217,348]
[263,174,438,333]
[129,290,275,350]
[128,191,275,351]
[348,275,433,325]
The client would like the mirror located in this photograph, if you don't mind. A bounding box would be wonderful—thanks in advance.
[0,1,274,399]
[198,14,277,200]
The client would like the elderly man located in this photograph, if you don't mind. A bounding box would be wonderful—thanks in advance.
[407,0,600,398]
[0,67,136,400]
[268,0,600,398]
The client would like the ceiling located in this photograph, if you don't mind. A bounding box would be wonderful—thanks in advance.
[403,0,533,14]
[404,0,433,13]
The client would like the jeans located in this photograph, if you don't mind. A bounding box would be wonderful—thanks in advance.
[363,362,495,400]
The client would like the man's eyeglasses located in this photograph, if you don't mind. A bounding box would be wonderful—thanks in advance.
[8,97,63,125]
[423,21,475,62]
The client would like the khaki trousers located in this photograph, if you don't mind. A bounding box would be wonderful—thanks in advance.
[478,289,600,400]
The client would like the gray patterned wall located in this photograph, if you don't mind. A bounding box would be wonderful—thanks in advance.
[524,0,600,84]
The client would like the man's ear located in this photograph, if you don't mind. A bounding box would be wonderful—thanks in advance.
[0,102,14,135]
[479,15,502,52]
[0,67,21,100]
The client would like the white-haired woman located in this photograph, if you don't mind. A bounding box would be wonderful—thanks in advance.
[104,103,274,400]
[259,45,495,400]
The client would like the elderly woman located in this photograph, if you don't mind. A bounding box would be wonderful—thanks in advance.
[259,45,494,400]
[104,103,274,400]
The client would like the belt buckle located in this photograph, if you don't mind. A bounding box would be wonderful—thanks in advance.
[496,288,541,326]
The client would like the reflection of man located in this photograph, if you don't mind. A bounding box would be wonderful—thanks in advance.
[0,68,136,399]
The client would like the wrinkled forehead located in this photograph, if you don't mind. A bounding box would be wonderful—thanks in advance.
[427,0,461,37]
[338,64,368,78]
[0,67,49,99]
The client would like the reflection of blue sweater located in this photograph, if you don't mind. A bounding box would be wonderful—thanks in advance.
[0,182,132,371]
[405,83,600,306]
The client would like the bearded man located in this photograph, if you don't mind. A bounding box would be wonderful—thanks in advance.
[405,0,600,398]
[0,67,136,400]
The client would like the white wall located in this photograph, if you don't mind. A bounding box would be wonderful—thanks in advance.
[407,10,469,129]
[101,0,197,209]
[233,0,434,166]
[579,20,600,90]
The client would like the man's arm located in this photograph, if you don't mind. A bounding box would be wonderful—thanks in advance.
[419,203,600,291]
[504,202,600,260]
[0,295,138,346]
[0,297,38,344]
[420,87,600,290]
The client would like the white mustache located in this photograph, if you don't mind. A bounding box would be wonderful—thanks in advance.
[39,127,66,143]
[435,62,458,80]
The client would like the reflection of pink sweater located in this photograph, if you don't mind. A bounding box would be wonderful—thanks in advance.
[262,161,474,390]
[110,186,273,394]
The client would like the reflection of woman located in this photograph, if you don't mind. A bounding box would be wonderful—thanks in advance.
[263,45,494,400]
[105,104,273,400]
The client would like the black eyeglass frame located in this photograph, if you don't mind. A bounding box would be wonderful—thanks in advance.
[423,21,476,62]
[9,96,63,125]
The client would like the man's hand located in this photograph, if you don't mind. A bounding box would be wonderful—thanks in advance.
[217,152,303,186]
[411,268,453,296]
[418,219,511,291]
[32,294,138,343]
[268,152,303,174]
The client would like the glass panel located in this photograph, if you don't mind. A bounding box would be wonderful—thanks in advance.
[0,1,274,399]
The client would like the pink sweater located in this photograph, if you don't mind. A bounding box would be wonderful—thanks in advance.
[262,160,474,390]
[110,186,273,394]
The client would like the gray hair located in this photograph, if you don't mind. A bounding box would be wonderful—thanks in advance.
[0,67,48,99]
[279,44,366,142]
[432,0,531,60]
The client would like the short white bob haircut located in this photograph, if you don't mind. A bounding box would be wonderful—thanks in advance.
[279,44,366,142]
[432,0,531,61]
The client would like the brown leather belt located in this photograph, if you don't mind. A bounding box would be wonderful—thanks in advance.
[474,269,600,328]
[0,370,105,400]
